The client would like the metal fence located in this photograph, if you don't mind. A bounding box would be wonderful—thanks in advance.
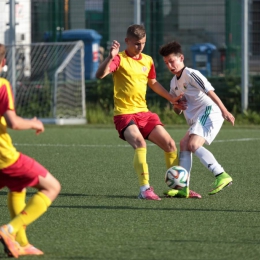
[1,0,259,75]
[0,0,260,111]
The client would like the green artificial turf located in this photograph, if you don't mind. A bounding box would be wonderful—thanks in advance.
[0,125,260,260]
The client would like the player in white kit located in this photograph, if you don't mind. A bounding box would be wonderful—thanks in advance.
[159,41,235,196]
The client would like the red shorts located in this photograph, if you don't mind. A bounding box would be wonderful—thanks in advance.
[114,111,163,140]
[0,153,48,192]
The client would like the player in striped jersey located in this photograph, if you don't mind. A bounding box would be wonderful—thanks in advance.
[159,41,234,196]
[96,25,201,200]
[0,43,61,258]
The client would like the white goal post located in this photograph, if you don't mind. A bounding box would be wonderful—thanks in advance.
[3,41,86,125]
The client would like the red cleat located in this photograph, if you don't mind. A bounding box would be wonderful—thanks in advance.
[189,189,202,199]
[138,187,161,200]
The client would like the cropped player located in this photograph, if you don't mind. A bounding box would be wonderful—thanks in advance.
[0,43,61,258]
[159,41,234,196]
[96,24,201,200]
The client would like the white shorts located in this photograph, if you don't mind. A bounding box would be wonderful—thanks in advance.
[188,106,224,145]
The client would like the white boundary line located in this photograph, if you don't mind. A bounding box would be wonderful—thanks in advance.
[13,138,260,148]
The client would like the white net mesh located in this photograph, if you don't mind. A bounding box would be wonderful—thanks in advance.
[3,41,86,124]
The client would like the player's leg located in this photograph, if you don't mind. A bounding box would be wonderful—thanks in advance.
[192,142,232,195]
[143,113,191,199]
[189,118,232,195]
[2,172,60,256]
[6,189,44,256]
[147,123,200,198]
[2,172,60,257]
[0,154,60,257]
[9,172,60,233]
[0,192,20,258]
[123,123,160,200]
[7,189,28,246]
[0,177,19,257]
[164,132,202,199]
[179,132,193,175]
[190,133,224,172]
[143,111,179,169]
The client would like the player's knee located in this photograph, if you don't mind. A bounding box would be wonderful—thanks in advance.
[133,137,146,148]
[166,139,177,152]
[38,172,61,201]
[53,178,61,196]
[188,142,200,153]
[180,138,188,150]
[50,177,61,200]
[47,181,60,202]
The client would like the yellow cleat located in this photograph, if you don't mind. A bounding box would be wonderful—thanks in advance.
[164,186,202,199]
[209,172,232,195]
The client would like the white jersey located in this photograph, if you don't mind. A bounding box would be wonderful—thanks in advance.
[170,67,221,126]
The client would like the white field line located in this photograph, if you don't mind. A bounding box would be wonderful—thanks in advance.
[13,138,260,148]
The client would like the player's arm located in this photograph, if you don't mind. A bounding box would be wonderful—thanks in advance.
[4,110,44,134]
[96,40,120,79]
[148,79,184,105]
[207,90,235,125]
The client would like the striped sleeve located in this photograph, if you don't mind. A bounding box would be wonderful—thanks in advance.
[147,62,156,79]
[109,55,121,72]
[0,79,15,116]
[189,71,214,94]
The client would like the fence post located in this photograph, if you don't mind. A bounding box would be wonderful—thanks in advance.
[9,0,16,98]
[241,0,249,112]
[134,0,141,24]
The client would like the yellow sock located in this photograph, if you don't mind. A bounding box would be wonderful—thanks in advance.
[7,191,29,246]
[133,148,149,186]
[9,191,51,234]
[164,151,179,169]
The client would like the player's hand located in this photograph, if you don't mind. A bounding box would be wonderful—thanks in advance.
[175,95,188,110]
[109,40,120,59]
[31,117,45,135]
[170,93,187,110]
[223,112,235,126]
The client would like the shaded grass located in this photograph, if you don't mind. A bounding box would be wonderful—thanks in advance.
[0,126,260,259]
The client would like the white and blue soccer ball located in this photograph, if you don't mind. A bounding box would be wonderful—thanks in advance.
[165,166,189,189]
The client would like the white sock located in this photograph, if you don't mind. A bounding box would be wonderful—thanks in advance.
[194,146,224,176]
[179,151,192,186]
[179,151,192,173]
[140,184,150,192]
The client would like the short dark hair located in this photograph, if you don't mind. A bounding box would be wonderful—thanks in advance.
[0,44,6,62]
[126,24,146,40]
[159,41,183,57]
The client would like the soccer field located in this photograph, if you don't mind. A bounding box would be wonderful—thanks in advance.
[0,125,260,260]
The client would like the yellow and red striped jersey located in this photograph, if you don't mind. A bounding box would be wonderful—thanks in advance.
[0,78,20,169]
[110,51,156,116]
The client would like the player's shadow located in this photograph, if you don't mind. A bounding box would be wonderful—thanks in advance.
[0,190,138,199]
[59,192,137,199]
[165,239,260,245]
[0,252,94,259]
[2,191,260,214]
[50,204,260,214]
[23,191,137,199]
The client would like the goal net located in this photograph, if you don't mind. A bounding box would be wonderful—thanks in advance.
[3,41,86,125]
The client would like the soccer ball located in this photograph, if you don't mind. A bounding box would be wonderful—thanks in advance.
[165,166,189,189]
